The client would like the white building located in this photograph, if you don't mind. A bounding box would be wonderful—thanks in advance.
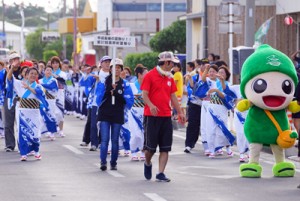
[0,21,29,58]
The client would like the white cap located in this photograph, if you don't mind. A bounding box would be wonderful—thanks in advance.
[110,58,124,66]
[8,52,20,60]
[158,51,177,62]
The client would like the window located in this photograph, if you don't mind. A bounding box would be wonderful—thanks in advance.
[113,3,186,12]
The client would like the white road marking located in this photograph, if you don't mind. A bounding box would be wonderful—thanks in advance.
[63,145,84,154]
[204,175,240,179]
[168,152,185,156]
[94,164,125,177]
[144,193,167,201]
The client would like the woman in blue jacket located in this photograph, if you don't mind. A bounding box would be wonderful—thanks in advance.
[96,58,134,171]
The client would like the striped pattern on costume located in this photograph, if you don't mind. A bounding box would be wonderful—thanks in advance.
[19,98,40,109]
[133,96,145,108]
[210,94,223,105]
[45,90,55,99]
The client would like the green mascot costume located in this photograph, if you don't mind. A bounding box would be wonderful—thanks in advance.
[237,44,300,178]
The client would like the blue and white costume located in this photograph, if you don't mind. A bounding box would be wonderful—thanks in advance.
[224,84,249,158]
[7,76,48,157]
[64,70,75,113]
[0,69,5,136]
[39,76,59,135]
[53,68,67,124]
[127,80,145,159]
[196,77,235,156]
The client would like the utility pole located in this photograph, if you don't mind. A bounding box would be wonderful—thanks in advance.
[19,3,25,60]
[106,17,108,55]
[160,0,164,30]
[73,0,78,69]
[62,0,67,59]
[2,0,5,48]
[245,0,255,46]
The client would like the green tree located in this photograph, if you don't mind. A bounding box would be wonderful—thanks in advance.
[26,28,74,60]
[124,52,159,72]
[44,34,74,61]
[149,20,186,53]
[43,50,58,62]
[25,28,47,60]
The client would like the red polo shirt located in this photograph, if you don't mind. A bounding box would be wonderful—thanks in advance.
[141,68,177,117]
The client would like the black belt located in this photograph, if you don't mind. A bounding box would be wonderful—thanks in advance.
[45,90,55,99]
[133,96,145,108]
[19,98,40,109]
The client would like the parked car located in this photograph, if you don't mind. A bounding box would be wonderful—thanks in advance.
[0,48,10,62]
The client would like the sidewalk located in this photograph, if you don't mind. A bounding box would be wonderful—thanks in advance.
[172,120,300,162]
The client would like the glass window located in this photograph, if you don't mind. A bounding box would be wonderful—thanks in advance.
[113,3,186,12]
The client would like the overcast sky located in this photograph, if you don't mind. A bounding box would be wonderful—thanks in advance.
[5,0,78,12]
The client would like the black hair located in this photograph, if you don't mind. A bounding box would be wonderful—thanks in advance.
[45,65,53,71]
[50,56,62,68]
[91,66,98,72]
[215,60,228,68]
[124,67,132,75]
[218,65,231,81]
[209,64,219,72]
[208,53,216,61]
[174,62,181,71]
[21,67,29,74]
[215,55,220,60]
[25,67,39,75]
[187,62,195,69]
[195,59,202,66]
[134,65,147,77]
[38,60,46,66]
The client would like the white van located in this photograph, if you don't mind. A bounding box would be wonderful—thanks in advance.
[0,48,10,62]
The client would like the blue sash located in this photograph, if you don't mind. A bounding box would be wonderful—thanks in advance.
[22,81,37,98]
[236,111,245,124]
[134,80,142,94]
[208,108,235,146]
[53,68,61,76]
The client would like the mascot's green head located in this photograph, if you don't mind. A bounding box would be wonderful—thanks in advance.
[240,44,298,110]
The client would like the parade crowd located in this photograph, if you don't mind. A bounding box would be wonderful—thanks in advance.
[0,50,299,183]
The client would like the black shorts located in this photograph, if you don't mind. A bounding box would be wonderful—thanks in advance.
[143,116,173,153]
[292,111,300,119]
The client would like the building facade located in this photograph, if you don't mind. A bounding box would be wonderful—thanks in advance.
[186,0,300,67]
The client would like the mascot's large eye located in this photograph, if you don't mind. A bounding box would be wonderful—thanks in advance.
[282,80,292,94]
[253,79,267,93]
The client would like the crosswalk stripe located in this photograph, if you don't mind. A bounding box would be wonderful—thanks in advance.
[144,193,167,201]
[63,145,84,155]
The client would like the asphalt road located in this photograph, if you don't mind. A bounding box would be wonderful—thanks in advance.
[0,115,300,201]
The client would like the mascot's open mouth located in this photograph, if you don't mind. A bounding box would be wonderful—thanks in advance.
[263,96,286,107]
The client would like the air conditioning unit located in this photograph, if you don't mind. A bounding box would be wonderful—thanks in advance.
[232,46,255,75]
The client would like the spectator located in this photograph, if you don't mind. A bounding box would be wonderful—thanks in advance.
[141,51,185,182]
[3,51,22,152]
[96,58,134,171]
[124,67,137,83]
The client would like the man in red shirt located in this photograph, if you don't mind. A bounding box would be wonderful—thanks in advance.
[141,51,185,182]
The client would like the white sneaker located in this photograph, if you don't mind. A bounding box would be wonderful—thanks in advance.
[49,133,56,141]
[59,131,65,137]
[208,153,215,158]
[124,150,130,157]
